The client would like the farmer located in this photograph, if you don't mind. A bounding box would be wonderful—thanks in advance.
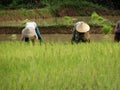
[114,21,120,42]
[21,21,43,45]
[71,21,90,44]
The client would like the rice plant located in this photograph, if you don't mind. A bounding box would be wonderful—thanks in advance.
[0,41,119,90]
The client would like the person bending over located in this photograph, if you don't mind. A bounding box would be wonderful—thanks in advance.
[21,21,43,45]
[71,21,90,44]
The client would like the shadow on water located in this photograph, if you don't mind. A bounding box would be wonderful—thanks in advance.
[0,34,114,42]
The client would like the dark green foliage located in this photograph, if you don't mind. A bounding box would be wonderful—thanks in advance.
[88,0,120,9]
[0,0,119,9]
[0,0,12,6]
[0,0,44,9]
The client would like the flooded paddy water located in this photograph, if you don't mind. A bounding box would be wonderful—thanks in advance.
[0,24,115,43]
[0,34,114,42]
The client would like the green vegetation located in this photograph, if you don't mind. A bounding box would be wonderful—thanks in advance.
[0,0,106,10]
[62,16,73,26]
[89,12,113,34]
[0,15,119,27]
[0,16,89,27]
[102,24,112,34]
[0,0,119,10]
[0,41,120,90]
[0,0,107,18]
[0,0,119,27]
[43,0,106,15]
[89,12,106,26]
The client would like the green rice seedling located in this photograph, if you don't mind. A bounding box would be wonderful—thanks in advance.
[11,34,17,40]
[89,12,105,26]
[0,41,120,90]
[63,16,73,26]
[102,24,112,34]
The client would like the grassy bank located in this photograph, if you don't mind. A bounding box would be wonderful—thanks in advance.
[0,16,119,27]
[0,5,119,27]
[0,41,119,90]
[0,16,90,27]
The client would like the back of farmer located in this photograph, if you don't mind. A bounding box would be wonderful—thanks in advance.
[71,21,90,44]
[21,21,43,45]
[114,21,120,42]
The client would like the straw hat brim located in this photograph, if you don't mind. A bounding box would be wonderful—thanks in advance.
[76,23,90,32]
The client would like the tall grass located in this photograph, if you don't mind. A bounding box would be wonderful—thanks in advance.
[0,41,120,90]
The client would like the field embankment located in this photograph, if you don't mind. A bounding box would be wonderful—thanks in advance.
[0,8,119,34]
[0,25,115,34]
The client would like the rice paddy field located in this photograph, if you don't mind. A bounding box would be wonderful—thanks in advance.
[0,15,119,90]
[0,41,120,90]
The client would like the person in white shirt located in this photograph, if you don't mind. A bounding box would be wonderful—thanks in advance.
[71,21,90,44]
[21,21,43,45]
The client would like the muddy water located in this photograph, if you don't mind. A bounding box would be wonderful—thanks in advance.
[0,34,114,42]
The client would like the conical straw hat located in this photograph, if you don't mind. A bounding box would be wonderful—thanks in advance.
[76,22,90,32]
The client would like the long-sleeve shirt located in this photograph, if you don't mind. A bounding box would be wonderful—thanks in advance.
[25,22,37,30]
[21,22,38,40]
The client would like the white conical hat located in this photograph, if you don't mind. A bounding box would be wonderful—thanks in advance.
[76,22,90,32]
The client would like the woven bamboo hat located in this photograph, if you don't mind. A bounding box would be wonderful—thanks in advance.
[76,22,90,32]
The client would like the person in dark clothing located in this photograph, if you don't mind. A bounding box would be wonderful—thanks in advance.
[71,30,90,44]
[114,21,120,42]
[71,21,90,44]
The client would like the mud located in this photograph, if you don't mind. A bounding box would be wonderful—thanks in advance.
[0,25,115,34]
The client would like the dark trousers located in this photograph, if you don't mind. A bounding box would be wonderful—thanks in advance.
[71,30,90,43]
[114,32,120,42]
[25,37,29,42]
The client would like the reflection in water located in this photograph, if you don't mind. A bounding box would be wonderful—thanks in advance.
[0,34,114,42]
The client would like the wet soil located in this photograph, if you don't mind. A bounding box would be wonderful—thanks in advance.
[0,25,115,34]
